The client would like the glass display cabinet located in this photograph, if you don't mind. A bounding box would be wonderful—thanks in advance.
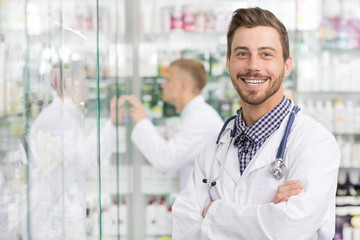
[0,0,133,239]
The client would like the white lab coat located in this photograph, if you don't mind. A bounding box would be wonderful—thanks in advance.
[28,96,116,240]
[131,95,223,190]
[172,105,340,240]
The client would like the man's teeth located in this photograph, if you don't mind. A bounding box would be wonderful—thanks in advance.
[244,79,266,85]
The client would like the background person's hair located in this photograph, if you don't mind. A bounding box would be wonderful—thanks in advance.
[227,7,290,62]
[170,59,207,92]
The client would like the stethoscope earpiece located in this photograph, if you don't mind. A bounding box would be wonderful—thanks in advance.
[202,178,217,187]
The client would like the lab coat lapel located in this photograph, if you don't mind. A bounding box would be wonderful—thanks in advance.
[216,127,240,183]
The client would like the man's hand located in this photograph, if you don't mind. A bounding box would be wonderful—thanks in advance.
[110,96,126,125]
[127,95,148,124]
[272,180,304,204]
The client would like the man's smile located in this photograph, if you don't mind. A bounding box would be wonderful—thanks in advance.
[241,78,267,86]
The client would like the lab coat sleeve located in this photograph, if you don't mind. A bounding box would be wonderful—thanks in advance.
[173,124,340,240]
[256,127,340,239]
[131,118,180,171]
[131,117,220,172]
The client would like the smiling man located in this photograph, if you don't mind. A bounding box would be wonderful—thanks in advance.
[172,7,340,240]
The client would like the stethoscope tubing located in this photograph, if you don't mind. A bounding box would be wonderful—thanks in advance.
[204,105,300,188]
[216,115,236,144]
[204,137,234,188]
[276,105,300,159]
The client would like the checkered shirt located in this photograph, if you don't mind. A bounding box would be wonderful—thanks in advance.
[234,96,292,174]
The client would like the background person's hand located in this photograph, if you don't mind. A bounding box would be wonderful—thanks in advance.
[272,180,304,204]
[110,96,126,125]
[127,95,148,124]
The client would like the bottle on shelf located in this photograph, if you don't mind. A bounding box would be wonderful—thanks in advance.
[145,197,158,236]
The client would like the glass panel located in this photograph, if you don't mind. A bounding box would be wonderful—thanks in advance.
[25,1,90,239]
[1,0,132,239]
[91,0,132,239]
[1,1,31,239]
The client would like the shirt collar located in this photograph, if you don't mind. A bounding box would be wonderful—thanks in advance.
[234,96,291,144]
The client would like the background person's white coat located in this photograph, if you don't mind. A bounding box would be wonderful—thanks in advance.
[131,95,223,190]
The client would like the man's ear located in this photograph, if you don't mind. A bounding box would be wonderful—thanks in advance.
[226,54,230,74]
[181,78,190,92]
[283,56,292,78]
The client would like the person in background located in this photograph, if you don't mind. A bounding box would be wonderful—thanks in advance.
[125,59,223,190]
[172,7,340,240]
[28,65,125,240]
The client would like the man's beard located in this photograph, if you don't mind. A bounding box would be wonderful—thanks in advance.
[231,70,284,105]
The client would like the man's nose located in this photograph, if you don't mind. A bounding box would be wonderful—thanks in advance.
[246,55,261,72]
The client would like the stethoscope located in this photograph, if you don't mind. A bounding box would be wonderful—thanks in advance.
[203,105,300,189]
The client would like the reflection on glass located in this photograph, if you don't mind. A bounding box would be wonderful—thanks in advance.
[0,127,28,239]
[28,62,120,239]
[0,0,128,238]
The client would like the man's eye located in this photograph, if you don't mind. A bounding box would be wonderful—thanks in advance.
[237,52,247,57]
[263,53,272,57]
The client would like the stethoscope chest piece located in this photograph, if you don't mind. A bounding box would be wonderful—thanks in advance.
[269,158,286,180]
[269,105,300,180]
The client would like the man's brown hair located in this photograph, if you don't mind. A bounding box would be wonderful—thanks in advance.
[227,7,290,62]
